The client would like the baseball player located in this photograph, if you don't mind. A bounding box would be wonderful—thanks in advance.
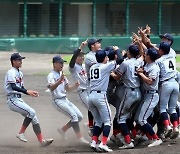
[85,38,102,84]
[69,40,94,135]
[47,55,89,144]
[111,44,142,149]
[156,42,179,139]
[88,49,116,152]
[105,46,125,143]
[4,53,53,146]
[85,38,102,135]
[136,48,162,147]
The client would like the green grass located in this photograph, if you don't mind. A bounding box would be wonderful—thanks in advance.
[62,54,73,63]
[176,55,180,63]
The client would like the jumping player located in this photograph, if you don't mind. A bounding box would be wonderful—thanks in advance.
[4,53,53,146]
[47,55,89,144]
[89,49,116,152]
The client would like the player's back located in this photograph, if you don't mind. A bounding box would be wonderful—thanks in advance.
[90,61,116,92]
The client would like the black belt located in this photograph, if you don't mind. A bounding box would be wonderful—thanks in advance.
[8,94,21,98]
[131,88,135,91]
[79,89,85,93]
[90,90,101,93]
[145,90,158,94]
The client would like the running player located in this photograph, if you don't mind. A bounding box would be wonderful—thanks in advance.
[47,55,89,144]
[89,49,116,152]
[4,52,53,146]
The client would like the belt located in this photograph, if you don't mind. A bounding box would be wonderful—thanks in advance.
[131,88,135,91]
[145,90,158,94]
[7,94,21,98]
[78,89,86,93]
[90,90,101,94]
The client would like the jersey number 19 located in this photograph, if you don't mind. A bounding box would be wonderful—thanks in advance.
[90,68,100,79]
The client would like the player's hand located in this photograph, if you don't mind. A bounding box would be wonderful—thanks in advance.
[136,67,144,75]
[145,24,151,35]
[58,71,65,84]
[27,90,39,97]
[112,46,119,51]
[121,50,127,57]
[75,80,80,88]
[79,39,88,49]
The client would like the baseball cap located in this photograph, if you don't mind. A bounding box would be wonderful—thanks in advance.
[105,46,116,61]
[88,38,102,50]
[159,42,170,54]
[146,48,159,61]
[10,53,25,61]
[159,33,173,45]
[52,55,67,63]
[128,45,139,57]
[95,49,109,63]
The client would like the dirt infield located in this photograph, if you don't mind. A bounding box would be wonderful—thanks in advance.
[0,52,180,154]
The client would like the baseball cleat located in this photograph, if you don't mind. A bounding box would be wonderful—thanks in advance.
[148,139,162,147]
[90,140,97,151]
[98,142,113,152]
[164,125,173,138]
[170,127,179,139]
[110,134,119,144]
[16,133,27,142]
[119,142,134,149]
[57,128,67,140]
[79,137,89,144]
[40,139,53,147]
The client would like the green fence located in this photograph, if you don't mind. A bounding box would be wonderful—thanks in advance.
[0,36,180,53]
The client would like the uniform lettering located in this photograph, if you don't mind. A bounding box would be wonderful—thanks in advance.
[91,68,100,79]
[169,60,174,70]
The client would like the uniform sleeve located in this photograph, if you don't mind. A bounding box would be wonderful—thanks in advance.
[47,73,55,86]
[106,61,116,72]
[69,66,75,74]
[64,76,69,85]
[116,61,127,75]
[6,70,16,83]
[85,55,96,67]
[148,66,159,80]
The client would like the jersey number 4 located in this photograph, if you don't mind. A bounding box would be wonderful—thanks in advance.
[169,60,174,70]
[90,68,100,79]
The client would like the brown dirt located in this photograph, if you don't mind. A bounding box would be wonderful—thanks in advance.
[0,52,180,154]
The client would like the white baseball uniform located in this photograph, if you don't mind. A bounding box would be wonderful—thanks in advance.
[69,63,88,109]
[4,67,39,125]
[47,70,83,122]
[156,50,179,115]
[88,60,116,127]
[137,62,160,126]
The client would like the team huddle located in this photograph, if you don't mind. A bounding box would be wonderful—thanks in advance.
[4,25,180,152]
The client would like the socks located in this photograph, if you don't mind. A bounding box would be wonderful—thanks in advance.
[19,117,32,134]
[33,123,43,143]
